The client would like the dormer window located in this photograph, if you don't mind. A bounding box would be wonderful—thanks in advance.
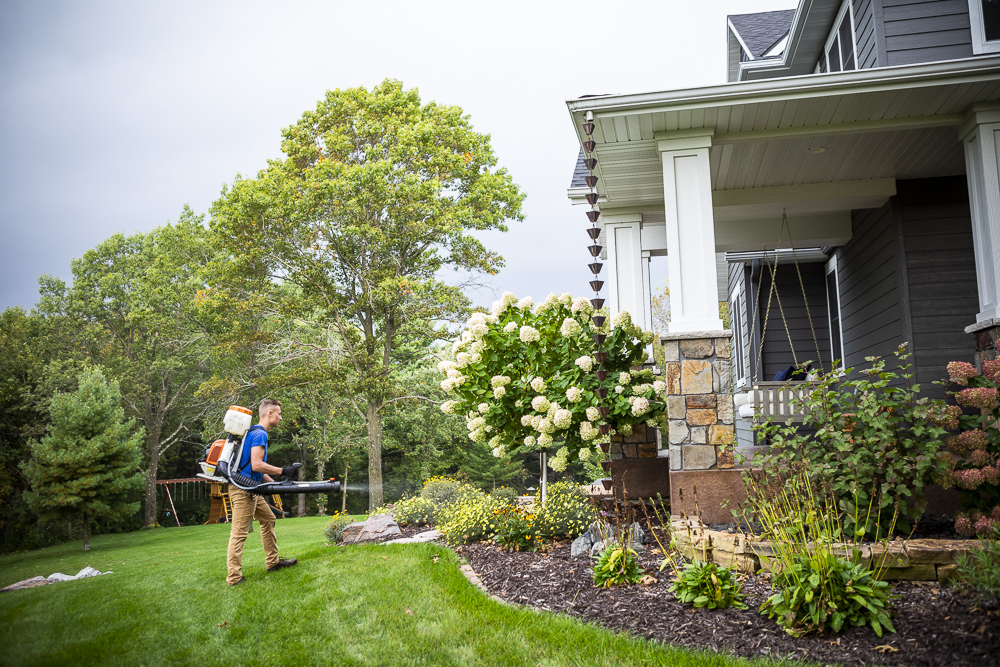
[817,0,857,73]
[969,0,1000,54]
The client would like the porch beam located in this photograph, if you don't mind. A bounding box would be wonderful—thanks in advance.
[712,114,964,145]
[711,178,897,208]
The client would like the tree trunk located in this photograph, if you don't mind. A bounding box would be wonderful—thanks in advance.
[68,521,72,540]
[342,464,349,514]
[316,460,326,516]
[82,513,90,551]
[144,433,161,527]
[366,402,383,511]
[296,452,307,517]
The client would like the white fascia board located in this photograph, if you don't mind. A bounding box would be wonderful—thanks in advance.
[737,0,839,81]
[728,19,755,60]
[566,56,1000,119]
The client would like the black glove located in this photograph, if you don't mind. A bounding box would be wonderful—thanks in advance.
[281,463,302,478]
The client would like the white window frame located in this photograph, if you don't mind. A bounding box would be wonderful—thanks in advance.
[731,284,749,389]
[825,255,845,370]
[969,0,1000,54]
[819,0,858,72]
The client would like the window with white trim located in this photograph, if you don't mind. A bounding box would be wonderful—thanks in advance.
[817,0,857,73]
[731,284,749,388]
[969,0,1000,54]
[825,256,845,369]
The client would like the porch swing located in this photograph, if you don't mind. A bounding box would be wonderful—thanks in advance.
[734,210,826,423]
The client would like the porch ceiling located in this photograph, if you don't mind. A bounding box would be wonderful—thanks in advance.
[570,57,1000,212]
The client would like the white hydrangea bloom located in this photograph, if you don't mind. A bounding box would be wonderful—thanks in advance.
[574,355,594,372]
[538,433,553,447]
[530,377,546,393]
[519,326,540,343]
[470,340,485,354]
[653,380,667,394]
[531,415,542,430]
[619,371,632,385]
[530,396,550,413]
[446,368,462,379]
[503,321,518,333]
[577,447,591,461]
[524,435,536,447]
[493,386,506,399]
[565,386,583,403]
[559,293,573,306]
[536,418,555,434]
[548,447,568,471]
[492,291,518,316]
[437,360,457,375]
[630,397,651,416]
[491,446,504,458]
[478,403,489,414]
[553,409,572,429]
[517,296,534,310]
[455,352,472,368]
[467,411,478,420]
[614,385,624,394]
[469,352,482,364]
[440,379,455,392]
[619,423,633,436]
[571,296,594,316]
[440,400,458,414]
[631,383,653,396]
[461,330,473,342]
[535,293,558,313]
[586,406,600,421]
[612,310,633,330]
[560,317,583,338]
[521,414,533,427]
[468,320,489,339]
[488,435,500,448]
[580,421,598,441]
[640,330,656,345]
[467,416,485,431]
[469,429,486,443]
[451,338,464,354]
[490,375,511,388]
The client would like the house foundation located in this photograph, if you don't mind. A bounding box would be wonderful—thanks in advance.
[662,330,742,523]
[966,318,1000,370]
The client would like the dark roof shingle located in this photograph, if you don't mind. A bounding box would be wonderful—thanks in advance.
[570,148,588,188]
[729,9,795,59]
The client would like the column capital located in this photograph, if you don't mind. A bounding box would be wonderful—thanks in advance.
[655,129,715,153]
[959,102,1000,140]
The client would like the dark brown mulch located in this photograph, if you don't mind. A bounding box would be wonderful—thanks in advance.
[454,535,1000,667]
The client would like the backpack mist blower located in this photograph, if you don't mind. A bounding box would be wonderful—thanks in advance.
[197,406,341,496]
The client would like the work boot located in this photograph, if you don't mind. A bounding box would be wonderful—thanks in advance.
[229,576,246,586]
[267,558,298,572]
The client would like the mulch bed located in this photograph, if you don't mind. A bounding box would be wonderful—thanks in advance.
[452,532,1000,667]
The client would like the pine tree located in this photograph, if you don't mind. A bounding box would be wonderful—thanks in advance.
[22,368,144,550]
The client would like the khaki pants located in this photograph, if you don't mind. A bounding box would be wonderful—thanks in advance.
[226,488,279,584]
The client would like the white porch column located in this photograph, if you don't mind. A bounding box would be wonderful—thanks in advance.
[960,106,1000,323]
[604,214,652,332]
[657,129,724,332]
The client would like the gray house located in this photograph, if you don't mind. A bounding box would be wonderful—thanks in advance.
[567,0,1000,521]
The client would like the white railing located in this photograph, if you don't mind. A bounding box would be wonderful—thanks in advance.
[735,381,819,422]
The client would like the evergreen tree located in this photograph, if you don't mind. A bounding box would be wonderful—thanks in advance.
[22,368,144,550]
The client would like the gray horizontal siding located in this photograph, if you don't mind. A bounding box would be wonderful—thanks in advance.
[836,203,906,372]
[882,0,974,66]
[756,262,832,380]
[897,176,978,399]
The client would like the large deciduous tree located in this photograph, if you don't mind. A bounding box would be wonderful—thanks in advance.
[211,79,524,510]
[38,207,216,526]
[22,368,144,551]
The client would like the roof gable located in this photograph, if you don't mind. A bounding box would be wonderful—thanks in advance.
[729,9,795,59]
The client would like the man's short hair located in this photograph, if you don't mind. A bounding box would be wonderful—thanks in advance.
[259,398,282,416]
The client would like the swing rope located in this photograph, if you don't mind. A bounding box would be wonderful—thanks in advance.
[751,210,826,384]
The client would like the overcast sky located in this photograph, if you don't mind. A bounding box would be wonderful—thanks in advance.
[0,0,794,313]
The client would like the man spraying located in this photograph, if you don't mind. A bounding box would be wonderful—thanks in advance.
[226,399,300,586]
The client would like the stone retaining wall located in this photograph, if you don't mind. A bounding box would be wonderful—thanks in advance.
[669,518,980,583]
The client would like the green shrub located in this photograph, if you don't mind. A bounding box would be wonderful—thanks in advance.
[592,544,643,588]
[490,486,518,504]
[951,538,1000,603]
[535,481,591,539]
[669,561,747,610]
[760,552,895,638]
[393,496,437,526]
[493,505,542,551]
[323,515,353,543]
[438,490,508,545]
[421,477,477,507]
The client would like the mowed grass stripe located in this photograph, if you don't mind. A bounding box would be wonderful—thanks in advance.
[0,517,791,667]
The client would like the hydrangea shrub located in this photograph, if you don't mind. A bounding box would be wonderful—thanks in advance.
[438,292,666,470]
[940,344,1000,537]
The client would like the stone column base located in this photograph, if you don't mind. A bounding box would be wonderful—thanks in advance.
[610,458,671,501]
[669,469,746,524]
[966,318,1000,370]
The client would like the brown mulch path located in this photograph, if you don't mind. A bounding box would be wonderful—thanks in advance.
[452,535,1000,667]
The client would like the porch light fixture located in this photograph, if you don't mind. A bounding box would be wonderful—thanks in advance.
[807,146,827,154]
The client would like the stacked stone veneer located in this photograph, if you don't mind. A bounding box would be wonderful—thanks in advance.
[607,423,658,459]
[662,331,735,472]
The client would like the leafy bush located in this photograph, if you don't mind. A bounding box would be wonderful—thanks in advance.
[323,515,353,543]
[592,544,643,588]
[760,552,895,637]
[393,496,437,526]
[490,486,518,504]
[421,477,477,508]
[751,345,948,537]
[492,505,542,551]
[535,481,591,539]
[438,490,508,545]
[951,538,1000,603]
[669,561,747,610]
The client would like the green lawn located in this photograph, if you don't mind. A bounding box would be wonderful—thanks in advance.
[0,517,791,667]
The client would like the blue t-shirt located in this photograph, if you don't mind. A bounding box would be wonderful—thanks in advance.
[237,425,268,483]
